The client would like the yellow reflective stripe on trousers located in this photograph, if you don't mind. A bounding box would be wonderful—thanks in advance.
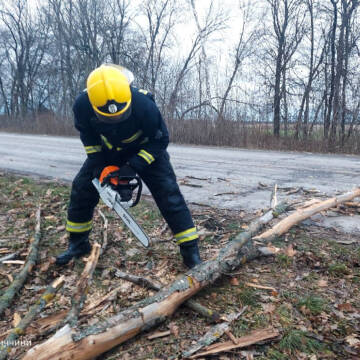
[84,145,102,154]
[66,220,92,233]
[122,130,143,143]
[100,135,113,150]
[138,149,155,164]
[175,227,198,245]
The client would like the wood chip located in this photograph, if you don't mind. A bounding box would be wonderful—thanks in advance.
[147,330,171,340]
[13,312,21,327]
[2,260,25,265]
[245,283,276,291]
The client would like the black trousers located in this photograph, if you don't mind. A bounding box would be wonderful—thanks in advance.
[67,151,195,236]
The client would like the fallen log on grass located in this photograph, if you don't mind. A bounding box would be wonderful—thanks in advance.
[0,207,42,317]
[23,203,288,360]
[255,187,360,242]
[114,269,221,322]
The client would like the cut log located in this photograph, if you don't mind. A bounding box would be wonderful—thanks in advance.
[0,207,42,317]
[0,276,65,360]
[255,188,360,241]
[23,203,289,360]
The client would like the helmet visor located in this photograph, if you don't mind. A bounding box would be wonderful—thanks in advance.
[95,104,132,124]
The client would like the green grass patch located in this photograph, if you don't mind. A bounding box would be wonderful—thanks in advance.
[236,287,260,307]
[276,253,293,267]
[279,329,323,354]
[328,262,351,276]
[297,295,326,315]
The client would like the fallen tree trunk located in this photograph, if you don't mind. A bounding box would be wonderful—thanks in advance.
[114,269,221,322]
[0,207,42,317]
[255,187,360,241]
[23,203,288,360]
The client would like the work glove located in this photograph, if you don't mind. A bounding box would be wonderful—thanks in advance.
[117,164,136,202]
[117,164,136,178]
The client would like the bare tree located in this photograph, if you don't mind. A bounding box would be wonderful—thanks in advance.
[134,0,178,94]
[0,0,49,117]
[266,0,306,137]
[217,3,257,123]
[294,0,326,139]
[166,0,226,119]
[327,0,358,149]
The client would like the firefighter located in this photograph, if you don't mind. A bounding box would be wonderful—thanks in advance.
[56,64,202,268]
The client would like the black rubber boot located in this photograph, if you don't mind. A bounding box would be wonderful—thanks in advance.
[179,239,202,269]
[56,233,91,266]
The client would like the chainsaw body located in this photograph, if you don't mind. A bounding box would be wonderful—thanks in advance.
[92,166,150,247]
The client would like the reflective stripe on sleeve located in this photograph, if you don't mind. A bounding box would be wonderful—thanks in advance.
[122,130,143,143]
[66,220,92,233]
[175,227,198,245]
[100,135,113,150]
[84,145,102,154]
[138,149,155,164]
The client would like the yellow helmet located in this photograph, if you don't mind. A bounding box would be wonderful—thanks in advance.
[86,64,132,123]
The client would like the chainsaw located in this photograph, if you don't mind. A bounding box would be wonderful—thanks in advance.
[92,166,150,248]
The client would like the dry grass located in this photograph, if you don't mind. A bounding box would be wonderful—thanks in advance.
[0,113,359,154]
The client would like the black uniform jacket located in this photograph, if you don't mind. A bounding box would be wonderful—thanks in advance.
[72,87,169,173]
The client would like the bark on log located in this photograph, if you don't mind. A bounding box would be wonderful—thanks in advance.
[255,187,360,241]
[0,276,65,359]
[23,203,288,360]
[0,207,42,317]
[114,269,221,322]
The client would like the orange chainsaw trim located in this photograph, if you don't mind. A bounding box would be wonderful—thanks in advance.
[99,165,120,186]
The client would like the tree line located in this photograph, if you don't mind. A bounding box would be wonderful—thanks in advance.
[0,0,359,153]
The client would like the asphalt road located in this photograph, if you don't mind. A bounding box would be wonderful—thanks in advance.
[0,132,359,214]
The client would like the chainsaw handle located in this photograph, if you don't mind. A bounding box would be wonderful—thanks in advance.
[131,176,142,207]
[102,171,142,207]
